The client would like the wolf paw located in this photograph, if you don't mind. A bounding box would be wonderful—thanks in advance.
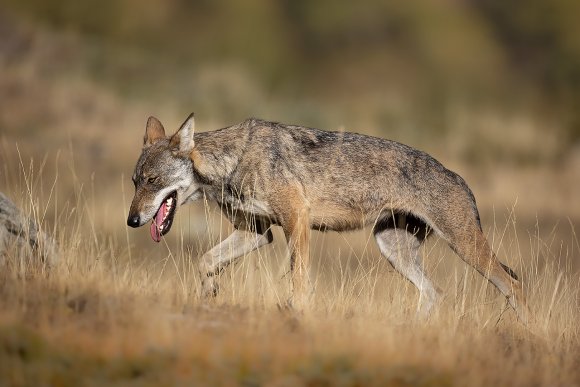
[201,279,219,299]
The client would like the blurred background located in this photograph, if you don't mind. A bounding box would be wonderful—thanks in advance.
[0,0,578,269]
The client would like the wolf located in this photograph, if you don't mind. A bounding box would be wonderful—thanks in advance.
[127,113,531,323]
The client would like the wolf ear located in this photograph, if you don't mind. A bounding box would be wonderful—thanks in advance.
[171,113,195,154]
[144,116,166,147]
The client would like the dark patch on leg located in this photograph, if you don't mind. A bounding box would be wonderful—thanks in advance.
[373,211,431,242]
[373,213,396,234]
[500,262,519,281]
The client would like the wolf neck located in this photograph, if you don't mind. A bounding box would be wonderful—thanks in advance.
[188,125,248,184]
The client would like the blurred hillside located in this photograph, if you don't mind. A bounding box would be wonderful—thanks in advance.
[1,0,580,164]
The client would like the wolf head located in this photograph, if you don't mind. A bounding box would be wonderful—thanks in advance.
[127,113,199,242]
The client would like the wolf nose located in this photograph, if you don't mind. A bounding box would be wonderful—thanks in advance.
[127,215,141,228]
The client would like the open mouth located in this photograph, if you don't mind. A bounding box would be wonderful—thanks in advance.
[150,191,177,242]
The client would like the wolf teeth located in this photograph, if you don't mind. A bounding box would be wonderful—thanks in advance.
[157,196,174,230]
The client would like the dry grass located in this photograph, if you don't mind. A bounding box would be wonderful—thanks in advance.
[0,149,578,387]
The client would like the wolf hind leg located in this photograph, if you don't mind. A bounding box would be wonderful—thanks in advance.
[199,218,273,298]
[374,228,440,318]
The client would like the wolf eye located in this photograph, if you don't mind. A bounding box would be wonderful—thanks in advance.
[147,177,158,184]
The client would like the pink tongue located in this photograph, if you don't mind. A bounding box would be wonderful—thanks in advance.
[150,201,167,242]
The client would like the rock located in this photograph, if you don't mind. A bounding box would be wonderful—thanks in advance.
[0,192,59,267]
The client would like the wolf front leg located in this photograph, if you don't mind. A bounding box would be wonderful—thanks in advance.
[198,224,273,298]
[278,198,312,309]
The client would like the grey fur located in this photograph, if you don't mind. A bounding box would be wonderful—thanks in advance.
[127,114,532,323]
